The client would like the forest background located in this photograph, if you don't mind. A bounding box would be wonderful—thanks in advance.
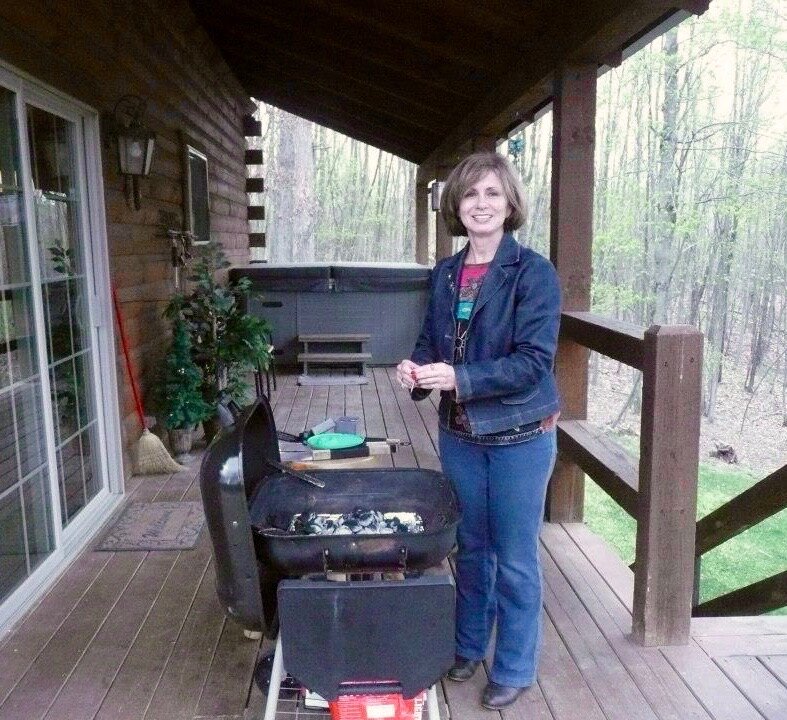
[251,0,785,600]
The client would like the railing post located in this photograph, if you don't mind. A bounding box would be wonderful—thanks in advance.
[546,64,596,522]
[435,164,453,261]
[633,325,702,645]
[415,179,429,265]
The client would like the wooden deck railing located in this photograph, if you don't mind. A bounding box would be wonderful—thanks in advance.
[693,464,787,616]
[557,311,703,646]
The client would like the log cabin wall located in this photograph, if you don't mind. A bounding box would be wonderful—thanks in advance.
[0,0,254,474]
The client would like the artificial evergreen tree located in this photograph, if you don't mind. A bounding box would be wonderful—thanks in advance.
[161,319,212,430]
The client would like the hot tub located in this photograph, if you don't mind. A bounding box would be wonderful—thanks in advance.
[229,262,431,365]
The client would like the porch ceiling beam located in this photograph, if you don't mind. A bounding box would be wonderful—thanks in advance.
[203,19,466,116]
[297,0,513,72]
[248,55,451,130]
[234,64,440,151]
[246,40,459,119]
[418,1,687,170]
[197,1,477,98]
[249,88,432,163]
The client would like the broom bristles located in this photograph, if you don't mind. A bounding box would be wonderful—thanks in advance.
[136,428,188,475]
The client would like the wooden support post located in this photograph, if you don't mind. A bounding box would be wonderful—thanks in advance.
[415,180,429,265]
[435,165,453,261]
[546,65,596,522]
[633,325,702,646]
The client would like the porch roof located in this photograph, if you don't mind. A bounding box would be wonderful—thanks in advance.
[187,0,695,165]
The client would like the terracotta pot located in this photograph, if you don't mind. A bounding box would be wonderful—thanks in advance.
[169,427,194,463]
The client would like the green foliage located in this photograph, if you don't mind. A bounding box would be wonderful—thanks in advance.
[584,435,787,615]
[159,319,212,429]
[163,243,272,411]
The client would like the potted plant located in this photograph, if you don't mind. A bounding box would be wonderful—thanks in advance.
[159,318,213,461]
[163,243,272,440]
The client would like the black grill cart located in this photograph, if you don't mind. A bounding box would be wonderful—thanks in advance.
[199,396,459,719]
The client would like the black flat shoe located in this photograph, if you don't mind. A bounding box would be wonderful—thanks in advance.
[447,657,480,682]
[482,681,525,709]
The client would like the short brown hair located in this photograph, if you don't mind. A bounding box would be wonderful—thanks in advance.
[439,152,527,237]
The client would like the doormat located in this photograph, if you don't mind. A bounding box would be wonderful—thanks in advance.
[97,501,205,551]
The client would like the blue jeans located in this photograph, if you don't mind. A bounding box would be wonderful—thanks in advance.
[439,428,557,687]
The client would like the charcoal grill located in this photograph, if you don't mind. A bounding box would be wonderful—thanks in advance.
[199,395,459,719]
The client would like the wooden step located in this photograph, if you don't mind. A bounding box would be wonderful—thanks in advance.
[299,333,371,343]
[297,352,372,363]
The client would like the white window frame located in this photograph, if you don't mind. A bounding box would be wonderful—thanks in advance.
[0,59,125,637]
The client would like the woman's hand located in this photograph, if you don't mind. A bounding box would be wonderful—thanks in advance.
[396,359,419,390]
[413,362,456,392]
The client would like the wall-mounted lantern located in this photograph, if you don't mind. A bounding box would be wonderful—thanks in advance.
[430,181,445,211]
[112,95,155,210]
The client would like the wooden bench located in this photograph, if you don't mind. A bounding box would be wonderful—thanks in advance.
[297,333,372,384]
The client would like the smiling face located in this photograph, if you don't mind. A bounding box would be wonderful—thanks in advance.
[458,170,511,242]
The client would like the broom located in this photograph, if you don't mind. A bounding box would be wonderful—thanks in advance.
[111,286,186,475]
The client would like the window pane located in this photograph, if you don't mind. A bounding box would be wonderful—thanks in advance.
[0,88,28,286]
[43,281,71,363]
[51,358,78,444]
[27,103,103,528]
[58,435,84,524]
[5,287,38,382]
[14,380,46,478]
[79,427,99,504]
[0,487,26,602]
[0,389,17,495]
[22,470,53,573]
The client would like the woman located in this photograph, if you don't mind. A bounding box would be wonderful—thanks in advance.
[397,152,560,710]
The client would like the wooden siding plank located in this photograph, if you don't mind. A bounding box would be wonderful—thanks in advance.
[283,385,313,437]
[760,656,787,687]
[537,613,606,720]
[384,367,440,471]
[542,555,659,720]
[194,618,260,718]
[661,644,765,720]
[243,115,262,136]
[142,560,226,720]
[0,553,112,703]
[541,523,713,720]
[245,177,266,193]
[93,545,212,720]
[0,552,146,720]
[326,384,346,425]
[691,617,787,637]
[244,150,264,165]
[441,662,494,720]
[694,635,787,659]
[304,386,330,437]
[372,368,416,468]
[715,656,787,720]
[560,312,645,370]
[562,522,634,612]
[360,373,393,469]
[151,467,198,502]
[247,205,266,221]
[557,419,638,517]
[42,552,179,720]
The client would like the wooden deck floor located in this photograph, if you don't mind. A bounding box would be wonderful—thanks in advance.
[1,369,785,720]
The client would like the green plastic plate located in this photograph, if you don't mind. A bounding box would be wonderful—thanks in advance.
[305,433,365,450]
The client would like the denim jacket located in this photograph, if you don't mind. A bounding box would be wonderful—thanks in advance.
[411,234,561,435]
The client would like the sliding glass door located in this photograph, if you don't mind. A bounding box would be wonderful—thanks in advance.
[0,74,112,608]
